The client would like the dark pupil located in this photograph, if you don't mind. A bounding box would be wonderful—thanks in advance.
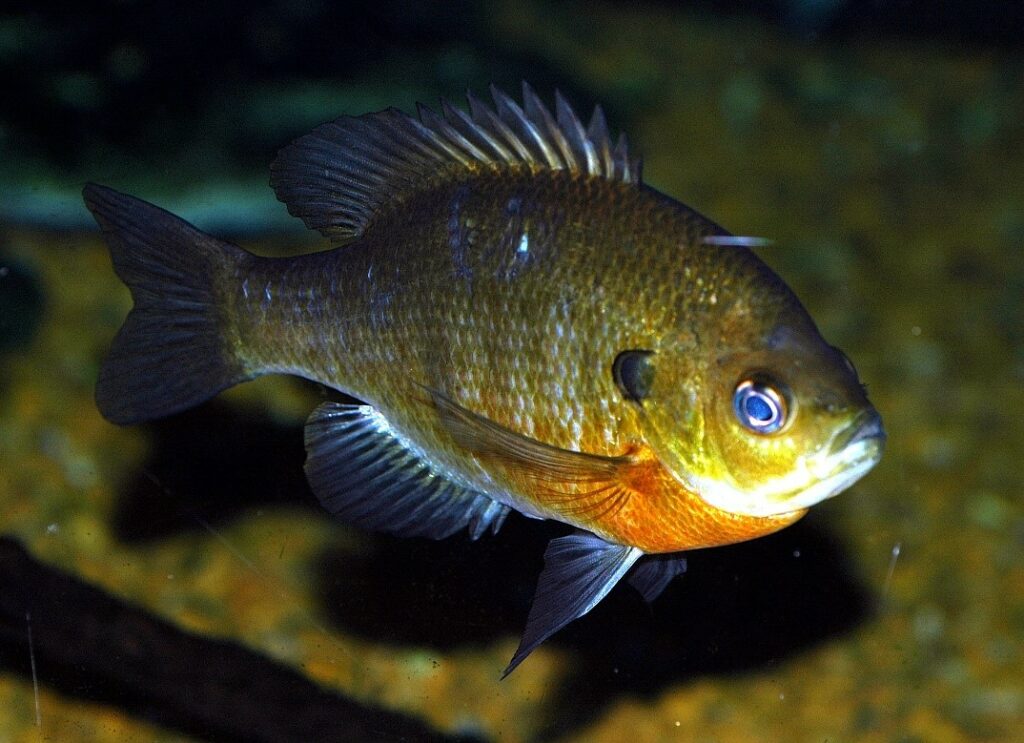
[745,393,774,422]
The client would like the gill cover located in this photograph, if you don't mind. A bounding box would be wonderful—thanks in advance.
[635,320,883,518]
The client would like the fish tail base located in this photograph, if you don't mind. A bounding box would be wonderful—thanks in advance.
[84,183,253,424]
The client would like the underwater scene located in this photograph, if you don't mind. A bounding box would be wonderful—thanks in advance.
[1,1,1022,741]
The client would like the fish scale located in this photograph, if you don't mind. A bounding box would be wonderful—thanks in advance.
[83,83,883,675]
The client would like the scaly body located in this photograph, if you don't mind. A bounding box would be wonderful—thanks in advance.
[226,171,800,551]
[85,84,884,674]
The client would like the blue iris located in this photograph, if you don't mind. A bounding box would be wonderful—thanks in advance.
[733,377,787,434]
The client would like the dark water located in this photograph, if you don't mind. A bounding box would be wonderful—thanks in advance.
[1,2,1022,741]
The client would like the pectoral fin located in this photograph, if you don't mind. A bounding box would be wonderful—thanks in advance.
[627,554,688,603]
[427,387,636,520]
[503,533,642,677]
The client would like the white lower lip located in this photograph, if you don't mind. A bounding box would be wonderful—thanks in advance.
[775,449,880,513]
[692,439,883,517]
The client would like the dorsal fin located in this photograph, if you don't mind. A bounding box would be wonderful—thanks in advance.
[269,82,642,242]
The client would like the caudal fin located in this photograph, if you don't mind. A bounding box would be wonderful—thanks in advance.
[83,183,254,424]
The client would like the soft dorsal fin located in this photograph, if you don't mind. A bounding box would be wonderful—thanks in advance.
[270,82,643,242]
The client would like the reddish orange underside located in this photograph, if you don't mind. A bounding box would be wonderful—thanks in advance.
[478,441,805,554]
[607,447,806,552]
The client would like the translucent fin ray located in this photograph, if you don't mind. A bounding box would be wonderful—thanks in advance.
[82,183,253,424]
[270,83,642,241]
[427,387,633,481]
[627,554,688,603]
[503,533,642,676]
[304,402,510,540]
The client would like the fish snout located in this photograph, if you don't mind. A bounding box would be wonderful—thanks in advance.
[832,408,886,458]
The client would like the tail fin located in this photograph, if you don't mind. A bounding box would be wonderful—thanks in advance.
[83,183,254,425]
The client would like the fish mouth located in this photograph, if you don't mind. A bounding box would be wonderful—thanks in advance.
[691,409,886,518]
[829,409,886,457]
[788,436,884,512]
[778,409,886,515]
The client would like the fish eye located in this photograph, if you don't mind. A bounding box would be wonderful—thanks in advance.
[613,350,655,403]
[733,376,788,434]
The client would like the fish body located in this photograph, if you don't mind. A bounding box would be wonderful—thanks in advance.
[226,171,800,552]
[84,84,885,674]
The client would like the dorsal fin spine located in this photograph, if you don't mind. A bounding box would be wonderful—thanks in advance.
[443,99,513,162]
[469,91,534,164]
[439,106,492,163]
[270,82,643,241]
[614,132,632,183]
[555,90,597,175]
[416,104,479,166]
[477,87,540,165]
[491,84,560,169]
[586,106,615,177]
[522,82,576,170]
[394,116,453,164]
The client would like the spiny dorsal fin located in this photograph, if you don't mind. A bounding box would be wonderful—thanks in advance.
[270,82,642,242]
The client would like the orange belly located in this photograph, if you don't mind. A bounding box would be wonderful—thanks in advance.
[525,445,806,553]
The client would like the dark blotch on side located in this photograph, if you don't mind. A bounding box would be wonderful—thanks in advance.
[613,349,655,402]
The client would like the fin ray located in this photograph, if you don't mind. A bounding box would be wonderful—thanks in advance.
[270,83,642,241]
[305,402,510,540]
[83,183,253,424]
[557,90,597,175]
[503,533,642,676]
[428,387,632,481]
[628,554,688,603]
[427,387,637,522]
[522,82,576,170]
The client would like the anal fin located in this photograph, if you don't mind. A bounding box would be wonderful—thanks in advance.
[503,532,642,677]
[628,554,688,603]
[304,402,510,540]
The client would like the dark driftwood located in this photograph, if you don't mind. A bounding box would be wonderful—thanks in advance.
[0,537,479,743]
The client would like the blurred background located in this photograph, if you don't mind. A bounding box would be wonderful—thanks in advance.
[1,1,1022,741]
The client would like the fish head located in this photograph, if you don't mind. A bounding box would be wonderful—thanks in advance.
[635,311,885,518]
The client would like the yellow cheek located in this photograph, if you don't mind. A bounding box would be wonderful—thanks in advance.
[712,422,804,488]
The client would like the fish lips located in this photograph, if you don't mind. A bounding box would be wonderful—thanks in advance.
[831,408,886,456]
[794,407,886,511]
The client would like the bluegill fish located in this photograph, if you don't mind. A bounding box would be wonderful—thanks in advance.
[83,83,885,675]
